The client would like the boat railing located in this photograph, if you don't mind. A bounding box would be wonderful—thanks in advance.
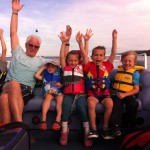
[109,53,147,69]
[137,53,147,69]
[6,52,148,69]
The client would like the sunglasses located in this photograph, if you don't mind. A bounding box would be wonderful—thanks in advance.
[27,43,40,49]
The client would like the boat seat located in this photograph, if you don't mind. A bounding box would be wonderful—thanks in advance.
[23,69,150,129]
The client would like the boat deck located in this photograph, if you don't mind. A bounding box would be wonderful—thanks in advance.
[30,129,126,150]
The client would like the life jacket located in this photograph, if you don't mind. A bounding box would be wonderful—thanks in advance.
[43,68,62,95]
[63,65,85,94]
[112,65,144,93]
[85,62,112,98]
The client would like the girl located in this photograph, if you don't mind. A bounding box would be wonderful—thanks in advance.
[58,30,93,147]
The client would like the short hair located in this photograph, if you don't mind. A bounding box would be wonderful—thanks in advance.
[26,35,42,44]
[66,50,80,62]
[91,46,106,56]
[121,50,137,63]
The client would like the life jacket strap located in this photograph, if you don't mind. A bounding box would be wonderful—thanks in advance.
[64,81,84,86]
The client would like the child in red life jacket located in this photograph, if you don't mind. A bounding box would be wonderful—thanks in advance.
[83,30,118,140]
[111,51,144,130]
[58,29,93,147]
[35,59,63,131]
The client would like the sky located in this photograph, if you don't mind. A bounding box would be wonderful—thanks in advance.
[0,0,150,56]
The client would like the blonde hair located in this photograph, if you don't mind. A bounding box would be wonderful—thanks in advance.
[121,50,137,63]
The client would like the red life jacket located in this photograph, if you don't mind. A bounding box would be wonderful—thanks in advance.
[63,65,85,94]
[85,61,113,98]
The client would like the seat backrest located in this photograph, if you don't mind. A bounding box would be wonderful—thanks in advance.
[140,70,150,111]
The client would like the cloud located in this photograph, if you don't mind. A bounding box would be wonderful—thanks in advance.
[1,0,150,56]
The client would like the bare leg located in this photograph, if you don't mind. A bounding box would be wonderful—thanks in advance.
[41,94,54,122]
[2,80,24,122]
[0,93,11,123]
[102,98,113,129]
[55,94,63,122]
[87,96,98,129]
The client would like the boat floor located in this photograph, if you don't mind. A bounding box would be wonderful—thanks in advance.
[30,130,125,150]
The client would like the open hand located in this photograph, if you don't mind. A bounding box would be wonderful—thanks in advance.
[58,31,70,43]
[83,29,93,41]
[76,31,83,43]
[12,0,24,12]
[66,25,72,39]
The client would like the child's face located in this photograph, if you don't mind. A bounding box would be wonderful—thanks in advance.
[47,64,57,73]
[67,54,79,68]
[91,49,105,66]
[122,54,135,70]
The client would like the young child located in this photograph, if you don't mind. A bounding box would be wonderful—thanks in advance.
[111,50,144,129]
[0,28,7,93]
[83,30,118,140]
[58,30,93,147]
[35,59,63,131]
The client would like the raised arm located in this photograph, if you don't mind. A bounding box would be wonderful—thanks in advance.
[0,29,7,62]
[10,0,24,51]
[108,29,117,64]
[35,65,47,80]
[65,25,72,56]
[58,31,70,70]
[76,31,88,65]
[83,29,93,55]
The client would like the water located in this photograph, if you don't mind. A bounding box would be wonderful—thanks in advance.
[6,56,150,69]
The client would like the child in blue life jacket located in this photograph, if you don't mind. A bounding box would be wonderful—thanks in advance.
[111,50,144,130]
[58,29,93,147]
[35,59,63,131]
[83,30,118,140]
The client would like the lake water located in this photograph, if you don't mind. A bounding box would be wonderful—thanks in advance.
[6,55,150,69]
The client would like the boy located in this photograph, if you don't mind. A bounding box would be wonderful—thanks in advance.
[111,50,144,129]
[83,30,118,139]
[35,59,63,131]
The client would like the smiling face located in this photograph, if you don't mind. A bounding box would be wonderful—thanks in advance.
[122,54,136,70]
[66,54,79,68]
[47,64,58,73]
[25,37,40,57]
[91,49,105,66]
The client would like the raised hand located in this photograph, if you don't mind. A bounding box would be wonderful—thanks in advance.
[0,28,4,38]
[76,31,83,43]
[83,29,93,41]
[12,0,24,12]
[112,29,117,40]
[58,31,70,43]
[66,25,72,38]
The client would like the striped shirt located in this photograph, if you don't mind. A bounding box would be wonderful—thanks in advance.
[6,45,52,90]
